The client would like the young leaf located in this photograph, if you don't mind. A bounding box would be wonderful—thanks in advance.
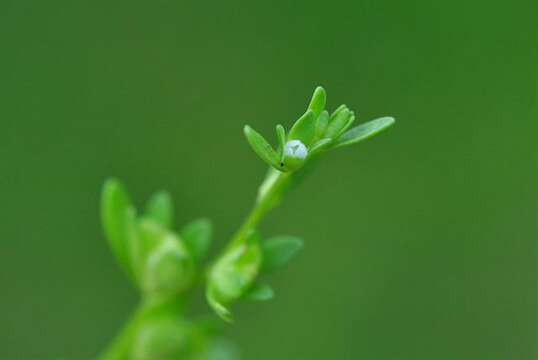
[125,207,142,280]
[275,124,286,157]
[180,218,213,262]
[207,288,233,322]
[206,233,262,320]
[244,283,274,301]
[244,125,280,169]
[288,109,316,146]
[137,218,169,267]
[261,235,304,272]
[339,111,356,137]
[330,104,347,119]
[308,86,326,116]
[332,116,395,148]
[325,106,352,139]
[101,178,134,277]
[142,235,195,296]
[309,138,332,155]
[315,110,329,139]
[144,191,174,229]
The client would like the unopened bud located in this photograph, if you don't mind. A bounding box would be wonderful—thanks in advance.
[142,236,195,296]
[281,140,308,171]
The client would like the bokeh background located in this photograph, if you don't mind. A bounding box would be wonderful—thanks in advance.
[1,0,537,359]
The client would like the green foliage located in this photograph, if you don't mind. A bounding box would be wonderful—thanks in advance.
[99,86,394,359]
[288,109,317,146]
[261,236,304,273]
[244,283,275,301]
[181,218,213,263]
[333,116,395,148]
[243,86,395,173]
[206,231,262,322]
[307,86,327,116]
[101,179,135,279]
[144,191,174,229]
[140,226,195,296]
[243,125,280,169]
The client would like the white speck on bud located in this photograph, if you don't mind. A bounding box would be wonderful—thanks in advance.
[284,140,308,159]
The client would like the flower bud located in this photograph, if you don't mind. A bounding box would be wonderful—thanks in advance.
[208,242,261,303]
[207,233,262,320]
[142,236,195,296]
[281,140,308,171]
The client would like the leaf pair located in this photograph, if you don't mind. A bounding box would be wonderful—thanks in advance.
[101,179,213,296]
[206,233,303,321]
[242,235,304,302]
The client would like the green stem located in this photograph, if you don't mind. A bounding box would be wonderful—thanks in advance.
[228,170,293,248]
[98,295,184,360]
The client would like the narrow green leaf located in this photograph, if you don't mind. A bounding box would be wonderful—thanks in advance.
[276,124,286,157]
[308,86,326,116]
[261,235,304,272]
[288,109,316,146]
[125,207,142,280]
[309,138,333,155]
[340,111,356,136]
[332,117,395,148]
[244,283,274,301]
[180,218,212,262]
[244,125,280,169]
[144,191,174,229]
[315,110,329,139]
[101,178,134,276]
[207,288,233,322]
[330,104,347,119]
[325,106,352,139]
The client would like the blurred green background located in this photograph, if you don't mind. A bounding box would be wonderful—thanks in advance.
[1,0,537,359]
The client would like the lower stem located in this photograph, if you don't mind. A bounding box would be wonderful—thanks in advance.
[98,295,184,360]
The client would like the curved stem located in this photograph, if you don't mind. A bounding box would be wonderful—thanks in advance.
[228,170,293,249]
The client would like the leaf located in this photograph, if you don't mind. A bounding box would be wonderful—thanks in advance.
[144,190,174,229]
[261,235,304,272]
[207,288,233,322]
[315,110,329,139]
[137,218,169,266]
[325,105,352,139]
[244,283,274,301]
[275,124,286,157]
[309,138,332,155]
[288,109,316,146]
[308,86,326,116]
[142,234,195,296]
[124,207,142,279]
[244,125,280,169]
[340,111,356,137]
[101,178,134,277]
[180,218,212,262]
[332,116,395,148]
